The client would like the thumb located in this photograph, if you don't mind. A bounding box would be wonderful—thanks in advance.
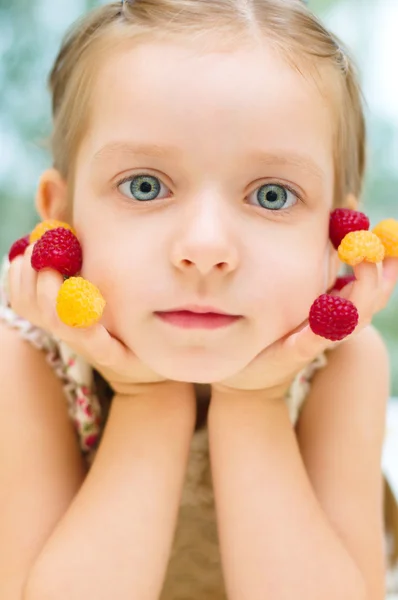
[285,323,335,363]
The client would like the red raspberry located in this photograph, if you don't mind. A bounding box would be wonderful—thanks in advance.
[8,235,30,262]
[330,275,356,292]
[329,208,370,250]
[31,228,82,277]
[309,294,359,341]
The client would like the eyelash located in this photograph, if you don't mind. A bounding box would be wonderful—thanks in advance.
[114,174,303,208]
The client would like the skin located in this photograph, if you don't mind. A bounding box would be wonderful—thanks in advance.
[39,38,341,384]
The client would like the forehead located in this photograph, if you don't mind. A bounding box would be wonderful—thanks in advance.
[83,38,335,174]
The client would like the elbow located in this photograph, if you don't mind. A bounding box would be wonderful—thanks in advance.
[22,566,57,600]
[330,572,371,600]
[22,575,42,600]
[347,567,381,600]
[321,571,370,600]
[23,557,76,600]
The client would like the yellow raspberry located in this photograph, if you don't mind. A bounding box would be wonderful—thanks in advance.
[338,230,385,266]
[30,220,76,244]
[372,219,398,258]
[56,277,106,328]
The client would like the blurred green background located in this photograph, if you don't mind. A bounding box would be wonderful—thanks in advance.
[0,0,397,392]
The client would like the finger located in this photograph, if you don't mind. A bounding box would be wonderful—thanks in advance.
[379,257,398,306]
[7,255,24,309]
[36,268,66,332]
[35,269,133,370]
[35,267,97,350]
[285,322,336,363]
[35,269,98,345]
[20,245,40,320]
[383,257,398,283]
[347,260,382,324]
[284,261,383,362]
[84,327,134,371]
[330,282,355,298]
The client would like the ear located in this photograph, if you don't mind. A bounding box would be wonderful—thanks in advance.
[35,169,71,223]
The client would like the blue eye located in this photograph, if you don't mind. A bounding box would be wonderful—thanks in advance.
[248,184,298,211]
[118,175,169,202]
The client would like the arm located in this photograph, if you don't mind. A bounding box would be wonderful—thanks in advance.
[24,381,196,600]
[208,326,388,600]
[0,323,86,600]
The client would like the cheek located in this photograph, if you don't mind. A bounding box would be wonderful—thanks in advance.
[73,192,151,283]
[80,236,151,297]
[72,215,150,313]
[278,249,327,297]
[75,230,172,342]
[77,235,154,335]
[253,230,330,330]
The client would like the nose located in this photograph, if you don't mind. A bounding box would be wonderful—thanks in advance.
[170,194,239,277]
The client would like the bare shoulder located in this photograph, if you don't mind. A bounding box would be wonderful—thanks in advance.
[295,325,389,600]
[297,323,389,456]
[304,324,388,410]
[0,318,86,471]
[0,321,86,596]
[325,323,389,379]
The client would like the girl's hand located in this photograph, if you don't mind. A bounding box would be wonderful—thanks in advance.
[7,246,176,397]
[212,258,398,400]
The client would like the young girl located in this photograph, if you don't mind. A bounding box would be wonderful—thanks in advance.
[1,0,398,598]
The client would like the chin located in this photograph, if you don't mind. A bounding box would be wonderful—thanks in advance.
[144,354,250,384]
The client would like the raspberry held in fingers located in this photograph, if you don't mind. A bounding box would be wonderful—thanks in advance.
[30,220,76,244]
[309,294,359,341]
[8,235,30,262]
[338,230,385,266]
[56,277,106,328]
[372,219,398,258]
[31,228,83,277]
[329,208,370,250]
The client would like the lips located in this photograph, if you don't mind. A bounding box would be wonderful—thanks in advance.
[154,307,242,330]
[159,305,237,315]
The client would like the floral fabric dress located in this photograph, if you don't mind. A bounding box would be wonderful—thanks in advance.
[1,255,391,599]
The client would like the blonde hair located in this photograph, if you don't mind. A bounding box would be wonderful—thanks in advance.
[49,0,365,208]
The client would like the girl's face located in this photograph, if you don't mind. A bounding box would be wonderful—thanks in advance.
[72,39,336,383]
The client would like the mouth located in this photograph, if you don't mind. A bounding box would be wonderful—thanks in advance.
[154,305,242,330]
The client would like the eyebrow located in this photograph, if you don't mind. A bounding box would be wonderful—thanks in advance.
[92,142,325,181]
[247,150,325,181]
[92,142,182,163]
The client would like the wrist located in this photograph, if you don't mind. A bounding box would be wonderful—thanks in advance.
[94,384,196,464]
[113,381,197,423]
[209,388,289,429]
[211,385,286,406]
